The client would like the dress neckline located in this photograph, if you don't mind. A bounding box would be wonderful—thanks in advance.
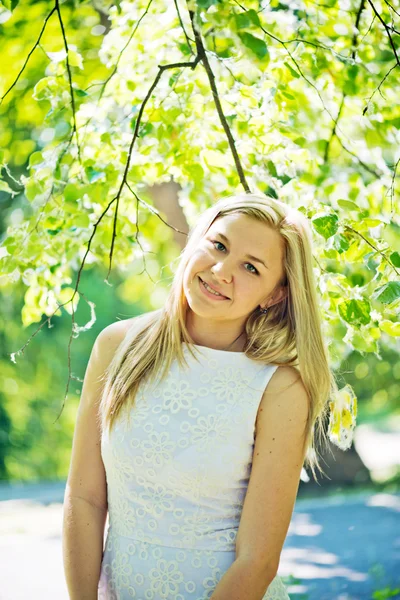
[183,342,246,355]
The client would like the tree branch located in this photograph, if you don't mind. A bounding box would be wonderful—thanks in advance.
[174,0,195,55]
[344,225,400,276]
[383,0,400,19]
[0,6,56,105]
[367,0,400,66]
[105,57,200,281]
[186,4,251,193]
[55,0,82,166]
[324,0,366,163]
[80,0,154,149]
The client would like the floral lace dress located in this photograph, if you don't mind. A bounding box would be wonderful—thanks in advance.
[98,343,290,600]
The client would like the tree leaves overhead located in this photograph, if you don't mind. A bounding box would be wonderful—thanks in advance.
[0,0,399,371]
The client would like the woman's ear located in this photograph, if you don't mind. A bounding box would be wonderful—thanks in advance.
[264,284,288,309]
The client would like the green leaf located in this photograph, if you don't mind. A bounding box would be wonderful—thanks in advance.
[75,89,88,97]
[0,180,13,194]
[235,12,251,29]
[337,199,359,211]
[380,320,400,337]
[267,160,277,177]
[347,64,359,81]
[234,10,260,29]
[184,162,204,183]
[390,252,400,267]
[312,214,339,239]
[28,151,44,168]
[74,213,90,228]
[333,233,350,253]
[2,0,19,10]
[284,62,300,78]
[69,50,83,70]
[197,0,220,8]
[364,218,382,227]
[4,236,16,252]
[238,33,269,61]
[281,90,295,100]
[24,179,45,201]
[372,281,400,304]
[338,299,371,326]
[351,331,378,354]
[86,166,105,183]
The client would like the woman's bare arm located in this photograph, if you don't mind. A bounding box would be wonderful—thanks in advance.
[62,317,137,600]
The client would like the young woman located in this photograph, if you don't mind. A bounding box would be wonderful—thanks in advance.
[63,193,335,600]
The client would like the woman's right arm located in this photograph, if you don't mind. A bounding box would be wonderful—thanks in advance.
[62,318,135,600]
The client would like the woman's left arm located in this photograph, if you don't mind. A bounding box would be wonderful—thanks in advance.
[210,366,310,600]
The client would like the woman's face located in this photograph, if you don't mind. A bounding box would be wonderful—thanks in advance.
[183,213,287,323]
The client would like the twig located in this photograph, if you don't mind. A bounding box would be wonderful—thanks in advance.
[344,225,400,275]
[383,0,400,18]
[55,0,82,166]
[0,7,57,105]
[80,0,154,149]
[174,0,195,54]
[125,181,187,235]
[367,0,400,66]
[105,57,200,281]
[187,5,251,193]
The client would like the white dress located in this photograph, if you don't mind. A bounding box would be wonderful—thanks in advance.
[98,343,291,600]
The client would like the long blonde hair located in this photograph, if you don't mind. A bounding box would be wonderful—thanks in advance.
[99,193,338,481]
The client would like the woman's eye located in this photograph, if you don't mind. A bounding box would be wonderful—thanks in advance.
[212,241,226,252]
[245,263,258,275]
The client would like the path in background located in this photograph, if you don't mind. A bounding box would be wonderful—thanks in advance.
[0,481,399,600]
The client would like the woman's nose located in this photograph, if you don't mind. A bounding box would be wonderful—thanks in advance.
[211,261,233,283]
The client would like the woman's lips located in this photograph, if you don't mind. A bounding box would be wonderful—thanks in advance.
[198,276,229,300]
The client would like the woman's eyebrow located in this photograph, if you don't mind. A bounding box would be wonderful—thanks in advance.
[216,233,269,269]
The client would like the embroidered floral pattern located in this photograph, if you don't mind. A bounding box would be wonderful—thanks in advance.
[99,345,289,599]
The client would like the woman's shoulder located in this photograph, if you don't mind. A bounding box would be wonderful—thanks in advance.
[269,365,302,389]
[96,309,162,352]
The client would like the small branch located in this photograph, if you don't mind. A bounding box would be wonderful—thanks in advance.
[0,6,57,105]
[80,0,154,149]
[363,62,398,114]
[232,1,352,145]
[187,5,251,193]
[367,0,400,66]
[387,154,400,213]
[55,0,82,166]
[99,0,154,104]
[54,299,76,423]
[174,0,195,54]
[10,293,78,363]
[125,181,187,236]
[344,225,400,275]
[383,0,400,18]
[335,135,386,178]
[323,95,345,163]
[133,189,156,282]
[325,0,366,163]
[104,57,200,281]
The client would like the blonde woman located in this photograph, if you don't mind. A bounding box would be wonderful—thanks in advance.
[63,193,336,600]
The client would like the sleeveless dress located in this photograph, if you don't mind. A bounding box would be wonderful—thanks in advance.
[98,343,291,600]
